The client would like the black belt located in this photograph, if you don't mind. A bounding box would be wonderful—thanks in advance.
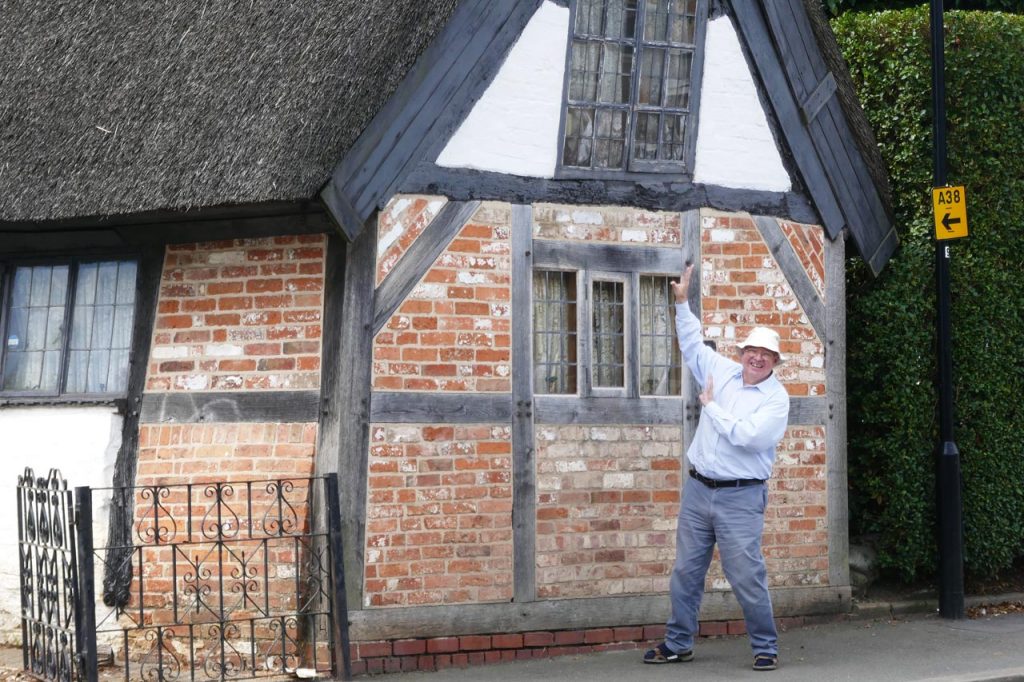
[689,469,764,488]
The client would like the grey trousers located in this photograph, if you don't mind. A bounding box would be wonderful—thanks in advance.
[665,475,777,656]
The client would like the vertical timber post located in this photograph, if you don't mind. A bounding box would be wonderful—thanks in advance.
[74,486,98,682]
[325,474,352,680]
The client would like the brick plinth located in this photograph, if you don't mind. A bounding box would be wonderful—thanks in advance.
[348,616,843,675]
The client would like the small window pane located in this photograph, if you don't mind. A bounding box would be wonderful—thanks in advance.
[533,271,578,394]
[95,261,119,305]
[638,48,665,107]
[66,260,137,394]
[640,276,681,395]
[77,263,98,305]
[576,0,605,35]
[633,112,660,161]
[604,0,638,40]
[664,49,692,108]
[2,265,69,392]
[569,41,601,101]
[597,44,633,104]
[564,107,596,167]
[115,261,138,305]
[662,113,687,160]
[592,280,625,388]
[645,0,697,44]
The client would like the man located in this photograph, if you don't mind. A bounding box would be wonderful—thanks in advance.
[643,264,789,672]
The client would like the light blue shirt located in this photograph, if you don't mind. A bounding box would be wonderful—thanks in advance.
[675,303,790,481]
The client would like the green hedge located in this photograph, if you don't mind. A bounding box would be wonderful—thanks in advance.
[834,8,1024,580]
[823,1,1024,17]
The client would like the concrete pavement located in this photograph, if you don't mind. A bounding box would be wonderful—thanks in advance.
[379,601,1024,681]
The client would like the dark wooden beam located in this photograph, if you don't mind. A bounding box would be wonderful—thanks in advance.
[326,217,379,610]
[140,391,320,423]
[103,245,163,607]
[533,240,683,275]
[369,392,513,423]
[348,585,850,640]
[372,200,481,335]
[825,231,850,587]
[729,1,845,238]
[510,204,537,603]
[401,164,821,226]
[325,0,543,235]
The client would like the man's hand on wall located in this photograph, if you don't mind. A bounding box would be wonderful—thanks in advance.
[670,264,695,303]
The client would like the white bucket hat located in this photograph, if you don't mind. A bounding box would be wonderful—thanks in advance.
[738,327,784,362]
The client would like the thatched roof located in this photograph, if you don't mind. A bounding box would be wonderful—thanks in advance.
[0,0,458,223]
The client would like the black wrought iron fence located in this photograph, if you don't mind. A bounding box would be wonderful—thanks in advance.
[17,468,81,682]
[17,470,351,682]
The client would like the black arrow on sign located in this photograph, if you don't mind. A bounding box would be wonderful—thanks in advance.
[942,213,961,231]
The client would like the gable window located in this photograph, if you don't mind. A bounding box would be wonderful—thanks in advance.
[560,0,706,174]
[1,259,138,397]
[533,269,680,397]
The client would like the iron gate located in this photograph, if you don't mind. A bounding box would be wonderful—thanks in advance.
[17,468,81,682]
[17,470,351,682]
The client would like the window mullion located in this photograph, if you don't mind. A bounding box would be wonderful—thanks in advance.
[0,264,8,388]
[625,2,647,171]
[579,269,592,396]
[56,261,78,396]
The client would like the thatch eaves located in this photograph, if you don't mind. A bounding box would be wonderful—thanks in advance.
[0,0,458,223]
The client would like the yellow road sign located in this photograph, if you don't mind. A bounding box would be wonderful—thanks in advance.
[933,186,969,240]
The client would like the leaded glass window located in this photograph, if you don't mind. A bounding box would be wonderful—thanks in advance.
[592,279,625,388]
[561,0,703,173]
[1,259,138,396]
[639,275,681,395]
[533,270,578,394]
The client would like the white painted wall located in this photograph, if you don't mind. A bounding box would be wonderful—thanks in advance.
[435,1,568,178]
[693,16,791,191]
[0,406,122,643]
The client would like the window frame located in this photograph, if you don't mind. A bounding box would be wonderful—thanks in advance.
[555,0,710,179]
[0,254,141,402]
[532,265,682,400]
[586,270,631,398]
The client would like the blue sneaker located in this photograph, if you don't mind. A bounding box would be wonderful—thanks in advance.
[643,642,694,664]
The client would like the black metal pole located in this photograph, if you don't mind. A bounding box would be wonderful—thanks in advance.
[930,0,964,620]
[74,486,100,682]
[325,474,353,680]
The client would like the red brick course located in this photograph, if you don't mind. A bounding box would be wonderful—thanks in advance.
[363,423,514,607]
[147,235,325,392]
[348,616,844,676]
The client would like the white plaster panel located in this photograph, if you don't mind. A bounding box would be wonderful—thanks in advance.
[0,407,122,643]
[435,1,568,178]
[693,17,791,192]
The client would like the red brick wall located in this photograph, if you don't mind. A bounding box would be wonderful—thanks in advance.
[147,235,325,392]
[535,425,682,598]
[363,424,514,608]
[764,426,829,587]
[533,203,682,245]
[780,220,825,300]
[127,423,319,664]
[377,196,448,285]
[365,200,834,608]
[372,203,512,393]
[700,211,826,396]
[136,422,317,484]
